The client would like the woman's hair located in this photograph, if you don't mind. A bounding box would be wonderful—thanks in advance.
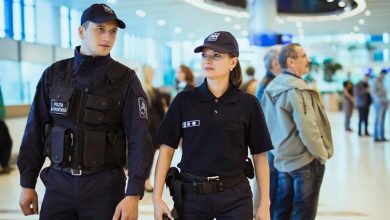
[178,65,195,86]
[228,53,242,88]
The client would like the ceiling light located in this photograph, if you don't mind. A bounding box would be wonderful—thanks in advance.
[174,27,182,33]
[296,22,302,28]
[353,26,359,32]
[135,10,146,17]
[107,0,117,3]
[326,0,334,2]
[241,30,248,37]
[233,24,241,30]
[157,19,166,26]
[338,1,346,7]
[224,16,232,23]
[358,18,365,25]
[365,10,371,16]
[184,0,249,18]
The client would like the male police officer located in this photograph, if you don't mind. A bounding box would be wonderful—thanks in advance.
[17,3,153,220]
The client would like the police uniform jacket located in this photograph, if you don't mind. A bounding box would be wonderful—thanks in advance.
[17,46,153,196]
[155,79,273,178]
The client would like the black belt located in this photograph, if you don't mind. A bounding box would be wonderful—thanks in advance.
[180,172,245,194]
[50,163,115,176]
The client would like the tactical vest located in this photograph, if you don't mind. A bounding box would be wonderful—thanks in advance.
[44,58,132,171]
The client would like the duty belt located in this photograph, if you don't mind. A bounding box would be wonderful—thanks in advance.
[50,163,116,176]
[180,172,245,194]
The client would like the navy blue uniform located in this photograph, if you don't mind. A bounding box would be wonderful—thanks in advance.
[155,79,273,219]
[17,47,153,219]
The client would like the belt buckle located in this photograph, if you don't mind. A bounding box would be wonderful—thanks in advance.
[207,176,219,181]
[70,168,82,176]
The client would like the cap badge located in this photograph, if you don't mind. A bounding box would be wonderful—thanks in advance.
[208,33,220,41]
[103,5,114,14]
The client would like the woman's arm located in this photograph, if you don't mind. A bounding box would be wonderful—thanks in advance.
[253,152,271,220]
[152,145,175,220]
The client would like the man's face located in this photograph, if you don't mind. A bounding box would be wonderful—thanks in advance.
[289,46,310,76]
[79,20,118,56]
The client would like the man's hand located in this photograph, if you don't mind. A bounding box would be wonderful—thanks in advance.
[19,188,39,216]
[112,195,140,220]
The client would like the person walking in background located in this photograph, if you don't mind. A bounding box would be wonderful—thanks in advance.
[153,31,272,220]
[354,73,372,136]
[175,64,196,92]
[343,71,354,132]
[0,85,13,174]
[370,69,388,142]
[17,4,153,219]
[253,45,281,218]
[261,43,333,220]
[142,65,166,193]
[240,66,259,95]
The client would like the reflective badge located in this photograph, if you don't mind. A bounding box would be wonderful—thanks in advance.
[182,120,200,128]
[50,100,69,115]
[138,97,148,119]
[208,33,220,41]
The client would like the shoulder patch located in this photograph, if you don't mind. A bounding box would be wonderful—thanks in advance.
[138,97,148,119]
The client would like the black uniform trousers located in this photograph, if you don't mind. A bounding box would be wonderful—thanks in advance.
[180,178,253,220]
[0,120,12,168]
[39,167,126,220]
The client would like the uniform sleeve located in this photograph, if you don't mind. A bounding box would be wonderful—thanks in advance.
[17,68,51,189]
[247,98,273,155]
[122,75,153,197]
[154,93,183,149]
[289,89,329,162]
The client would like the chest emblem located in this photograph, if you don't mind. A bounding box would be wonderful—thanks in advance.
[182,120,200,128]
[50,100,69,115]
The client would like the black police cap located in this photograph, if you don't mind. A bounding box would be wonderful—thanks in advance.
[81,3,126,29]
[194,31,239,57]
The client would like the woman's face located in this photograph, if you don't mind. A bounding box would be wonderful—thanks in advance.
[201,48,237,81]
[175,68,186,82]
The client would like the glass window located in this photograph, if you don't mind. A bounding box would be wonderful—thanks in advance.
[60,5,70,48]
[0,59,23,105]
[0,0,5,37]
[24,0,35,42]
[20,61,46,104]
[12,0,22,40]
[70,8,80,48]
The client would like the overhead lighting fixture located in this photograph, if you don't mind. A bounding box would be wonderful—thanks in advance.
[157,19,166,26]
[358,18,365,25]
[174,27,182,33]
[353,26,359,32]
[183,0,249,18]
[233,24,241,30]
[296,22,302,28]
[338,1,346,7]
[135,9,146,17]
[107,0,117,3]
[364,10,371,16]
[282,0,367,22]
[326,0,334,2]
[224,16,232,23]
[241,30,248,37]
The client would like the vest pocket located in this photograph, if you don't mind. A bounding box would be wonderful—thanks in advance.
[83,109,105,125]
[84,130,106,168]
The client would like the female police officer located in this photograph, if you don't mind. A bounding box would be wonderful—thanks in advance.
[152,31,273,220]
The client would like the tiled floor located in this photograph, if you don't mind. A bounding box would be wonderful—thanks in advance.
[0,111,389,220]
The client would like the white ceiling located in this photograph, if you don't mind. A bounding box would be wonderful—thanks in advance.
[41,0,390,41]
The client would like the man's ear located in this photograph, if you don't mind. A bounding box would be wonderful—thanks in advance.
[79,26,85,39]
[287,57,294,67]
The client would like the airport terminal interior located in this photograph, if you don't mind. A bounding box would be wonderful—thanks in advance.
[0,0,390,219]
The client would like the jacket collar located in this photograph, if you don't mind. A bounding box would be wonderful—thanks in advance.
[73,46,114,81]
[283,70,302,79]
[195,79,240,103]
